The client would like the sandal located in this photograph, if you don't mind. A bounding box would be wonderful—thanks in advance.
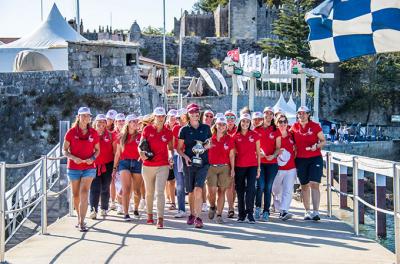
[227,210,235,218]
[79,224,89,232]
[169,203,177,210]
[75,222,87,228]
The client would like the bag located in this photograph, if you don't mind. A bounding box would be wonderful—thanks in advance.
[138,139,154,160]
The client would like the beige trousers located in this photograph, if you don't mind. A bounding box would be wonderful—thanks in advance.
[142,165,169,218]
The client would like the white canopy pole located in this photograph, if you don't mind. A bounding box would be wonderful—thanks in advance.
[232,74,238,115]
[249,76,256,111]
[177,9,183,108]
[313,77,321,122]
[300,74,307,106]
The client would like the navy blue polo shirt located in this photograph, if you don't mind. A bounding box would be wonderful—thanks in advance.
[179,123,212,164]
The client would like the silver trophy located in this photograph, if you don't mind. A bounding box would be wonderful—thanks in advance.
[192,140,206,167]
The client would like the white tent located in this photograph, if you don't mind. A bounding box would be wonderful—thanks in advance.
[273,93,297,124]
[0,3,87,72]
[287,94,297,112]
[0,41,4,45]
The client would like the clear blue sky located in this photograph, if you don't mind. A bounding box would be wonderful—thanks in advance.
[0,0,197,37]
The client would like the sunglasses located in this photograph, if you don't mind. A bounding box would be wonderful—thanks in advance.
[205,114,214,118]
[225,115,236,120]
[278,120,288,124]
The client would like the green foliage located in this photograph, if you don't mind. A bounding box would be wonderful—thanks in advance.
[260,0,319,67]
[168,65,186,77]
[193,0,229,12]
[197,42,212,67]
[142,26,163,36]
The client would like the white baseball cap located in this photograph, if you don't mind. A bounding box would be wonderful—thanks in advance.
[274,108,284,115]
[215,116,227,125]
[263,106,274,113]
[115,113,126,121]
[176,108,187,117]
[297,106,310,113]
[215,113,224,119]
[126,114,139,122]
[204,110,214,116]
[153,107,166,116]
[167,109,178,117]
[252,112,263,119]
[106,109,117,120]
[95,114,107,121]
[77,107,92,115]
[277,149,291,167]
[224,110,237,117]
[239,113,251,121]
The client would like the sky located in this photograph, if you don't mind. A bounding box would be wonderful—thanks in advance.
[0,0,198,37]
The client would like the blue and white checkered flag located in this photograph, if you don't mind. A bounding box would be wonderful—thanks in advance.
[306,0,400,62]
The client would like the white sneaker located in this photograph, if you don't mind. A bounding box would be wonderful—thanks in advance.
[304,211,313,220]
[100,209,107,217]
[110,202,116,211]
[201,203,208,212]
[139,199,146,210]
[117,204,124,215]
[89,210,97,220]
[174,210,186,218]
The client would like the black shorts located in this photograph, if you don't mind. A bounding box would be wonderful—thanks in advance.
[183,163,209,193]
[167,168,175,181]
[295,156,323,185]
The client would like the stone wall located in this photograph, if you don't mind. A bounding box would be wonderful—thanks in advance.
[229,0,258,39]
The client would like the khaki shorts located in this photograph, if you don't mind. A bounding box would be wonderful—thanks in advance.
[206,165,232,188]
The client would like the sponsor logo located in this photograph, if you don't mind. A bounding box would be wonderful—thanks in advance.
[88,135,94,142]
[161,135,167,142]
[135,137,141,144]
[249,135,254,142]
[74,136,79,140]
[149,133,154,137]
[306,128,313,135]
[104,136,110,142]
[269,133,274,139]
[223,143,229,150]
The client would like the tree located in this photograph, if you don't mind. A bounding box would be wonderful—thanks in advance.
[193,0,229,12]
[260,0,318,67]
[142,26,174,37]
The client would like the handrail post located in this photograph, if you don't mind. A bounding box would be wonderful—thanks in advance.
[41,155,48,235]
[393,163,400,264]
[326,152,332,217]
[352,156,359,235]
[0,162,6,263]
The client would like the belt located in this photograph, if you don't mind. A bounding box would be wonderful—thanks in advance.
[211,164,228,167]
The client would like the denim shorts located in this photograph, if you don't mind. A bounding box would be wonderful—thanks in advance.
[67,169,96,181]
[118,159,142,174]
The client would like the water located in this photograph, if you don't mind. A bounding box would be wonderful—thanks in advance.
[334,207,394,252]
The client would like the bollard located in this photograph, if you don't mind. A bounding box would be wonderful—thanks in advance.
[393,164,400,264]
[375,173,387,238]
[339,165,348,209]
[326,152,332,217]
[352,157,359,235]
[358,169,365,224]
[0,162,6,263]
[41,156,48,235]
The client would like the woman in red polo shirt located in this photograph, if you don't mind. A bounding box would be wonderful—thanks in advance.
[106,109,117,132]
[89,114,115,220]
[165,109,178,210]
[272,114,297,221]
[234,113,261,223]
[253,107,280,222]
[139,107,174,229]
[112,114,142,221]
[206,116,235,224]
[63,107,100,232]
[224,110,237,218]
[290,106,326,221]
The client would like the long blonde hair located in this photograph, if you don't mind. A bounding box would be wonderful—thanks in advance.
[72,116,90,129]
[120,122,138,151]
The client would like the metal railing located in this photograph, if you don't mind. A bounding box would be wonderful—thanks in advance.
[0,144,68,263]
[323,150,400,263]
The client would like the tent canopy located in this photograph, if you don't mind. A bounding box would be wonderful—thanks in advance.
[13,50,54,72]
[0,3,86,49]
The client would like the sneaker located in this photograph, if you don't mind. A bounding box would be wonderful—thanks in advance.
[174,210,186,218]
[261,212,269,222]
[208,206,216,220]
[89,209,97,220]
[215,215,224,224]
[194,217,204,228]
[312,211,321,221]
[201,203,208,212]
[139,199,146,210]
[147,214,154,225]
[247,214,256,224]
[281,211,293,221]
[133,210,140,219]
[157,218,164,229]
[123,214,132,222]
[110,202,116,211]
[237,216,246,223]
[117,205,124,215]
[304,211,313,220]
[100,209,107,217]
[254,207,261,220]
[187,214,195,225]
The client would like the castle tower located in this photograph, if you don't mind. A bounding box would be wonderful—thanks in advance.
[129,21,142,42]
[229,0,258,39]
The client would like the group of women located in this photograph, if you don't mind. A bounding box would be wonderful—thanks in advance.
[63,103,326,232]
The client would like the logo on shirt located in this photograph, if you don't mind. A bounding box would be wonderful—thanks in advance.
[237,138,242,142]
[223,143,229,150]
[74,136,79,140]
[249,135,254,142]
[289,138,294,144]
[88,135,94,142]
[269,133,274,139]
[161,135,167,142]
[104,136,110,142]
[149,133,154,137]
[306,128,313,135]
[135,137,141,144]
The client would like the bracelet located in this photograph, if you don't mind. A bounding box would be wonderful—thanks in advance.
[90,155,96,161]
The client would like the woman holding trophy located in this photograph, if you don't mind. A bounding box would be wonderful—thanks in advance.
[177,103,212,229]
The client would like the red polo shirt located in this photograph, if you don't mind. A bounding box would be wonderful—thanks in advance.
[65,126,99,170]
[227,125,237,137]
[276,129,296,170]
[119,133,141,160]
[234,130,260,167]
[142,125,173,166]
[208,134,234,165]
[254,125,278,164]
[172,124,182,150]
[291,121,322,158]
[96,131,114,165]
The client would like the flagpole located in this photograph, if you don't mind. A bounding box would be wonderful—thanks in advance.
[76,0,80,32]
[40,0,43,21]
[177,9,183,109]
[162,0,168,109]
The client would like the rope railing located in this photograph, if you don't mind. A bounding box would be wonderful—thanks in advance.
[5,157,44,169]
[3,195,44,214]
[47,184,70,198]
[356,159,394,170]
